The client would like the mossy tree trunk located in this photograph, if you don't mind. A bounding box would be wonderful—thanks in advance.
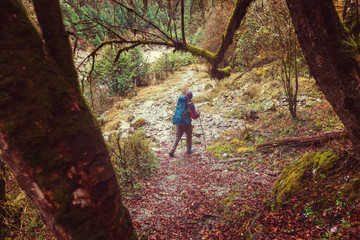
[0,159,6,233]
[210,0,254,78]
[286,0,360,157]
[0,0,137,239]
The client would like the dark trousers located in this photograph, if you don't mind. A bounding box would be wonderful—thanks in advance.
[169,124,192,154]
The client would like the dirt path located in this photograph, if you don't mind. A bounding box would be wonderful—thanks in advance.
[114,65,276,239]
[124,139,276,239]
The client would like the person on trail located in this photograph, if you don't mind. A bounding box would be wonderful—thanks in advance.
[169,91,200,157]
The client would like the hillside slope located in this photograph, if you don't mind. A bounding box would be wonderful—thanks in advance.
[100,61,360,239]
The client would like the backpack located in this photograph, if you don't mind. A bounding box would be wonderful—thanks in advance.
[172,95,191,125]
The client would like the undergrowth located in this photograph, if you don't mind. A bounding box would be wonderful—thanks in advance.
[0,171,50,240]
[203,58,356,238]
[149,51,197,82]
[106,129,158,195]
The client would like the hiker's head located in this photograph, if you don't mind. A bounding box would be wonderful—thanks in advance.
[186,92,193,100]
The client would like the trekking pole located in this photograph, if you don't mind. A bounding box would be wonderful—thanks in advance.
[199,115,207,149]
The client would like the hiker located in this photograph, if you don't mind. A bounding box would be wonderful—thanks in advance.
[169,91,200,157]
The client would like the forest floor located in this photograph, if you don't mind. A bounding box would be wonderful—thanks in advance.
[124,141,277,239]
[4,54,359,239]
[113,61,359,239]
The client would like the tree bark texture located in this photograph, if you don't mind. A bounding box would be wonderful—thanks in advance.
[286,0,360,156]
[0,0,137,239]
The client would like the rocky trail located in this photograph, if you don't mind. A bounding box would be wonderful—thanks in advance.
[103,65,277,239]
[102,64,241,144]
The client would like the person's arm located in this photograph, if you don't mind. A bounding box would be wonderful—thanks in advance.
[189,102,200,119]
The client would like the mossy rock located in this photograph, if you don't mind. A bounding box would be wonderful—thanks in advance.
[270,151,339,210]
[131,118,147,129]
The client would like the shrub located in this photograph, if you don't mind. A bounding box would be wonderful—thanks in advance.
[92,46,149,96]
[149,51,196,82]
[106,130,158,193]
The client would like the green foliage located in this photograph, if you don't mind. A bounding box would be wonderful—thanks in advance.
[107,130,158,193]
[61,2,127,46]
[1,162,47,239]
[304,202,314,216]
[149,51,196,81]
[234,0,303,118]
[0,188,49,239]
[92,46,149,96]
[234,22,265,70]
[189,27,205,46]
[207,142,234,159]
[144,2,169,31]
[234,3,274,70]
[61,0,170,46]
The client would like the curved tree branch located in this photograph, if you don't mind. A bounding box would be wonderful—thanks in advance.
[211,0,255,78]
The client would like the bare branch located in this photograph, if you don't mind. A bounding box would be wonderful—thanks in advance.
[114,43,142,62]
[112,0,176,43]
[63,0,123,39]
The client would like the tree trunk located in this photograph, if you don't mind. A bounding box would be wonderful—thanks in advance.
[0,0,137,239]
[286,0,360,157]
[0,160,5,232]
[256,130,345,150]
[211,0,255,78]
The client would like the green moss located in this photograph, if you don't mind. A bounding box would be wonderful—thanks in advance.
[270,151,339,209]
[184,44,215,61]
[207,142,234,159]
[338,37,358,67]
[218,66,232,76]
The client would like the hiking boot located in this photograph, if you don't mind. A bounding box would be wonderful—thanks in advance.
[186,149,193,154]
[169,152,174,157]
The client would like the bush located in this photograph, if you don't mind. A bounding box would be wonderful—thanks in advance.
[92,46,149,96]
[1,159,50,239]
[106,130,158,193]
[149,51,196,82]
